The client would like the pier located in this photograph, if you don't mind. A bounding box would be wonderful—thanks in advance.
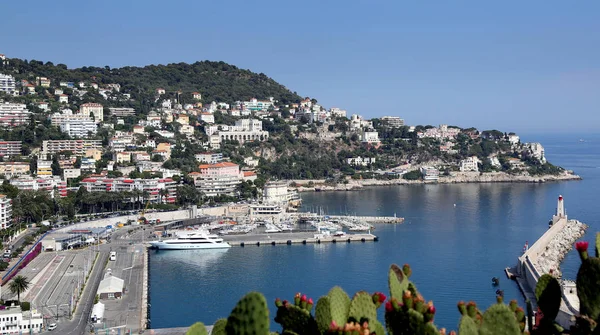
[223,232,378,247]
[508,195,587,329]
[327,215,404,224]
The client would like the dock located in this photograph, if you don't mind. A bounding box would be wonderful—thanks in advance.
[222,232,378,247]
[328,215,404,224]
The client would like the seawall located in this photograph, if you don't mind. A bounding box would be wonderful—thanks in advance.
[141,245,149,331]
[516,217,587,329]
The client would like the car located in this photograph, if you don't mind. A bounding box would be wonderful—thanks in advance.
[47,323,57,331]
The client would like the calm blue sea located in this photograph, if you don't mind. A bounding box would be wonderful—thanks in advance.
[149,133,600,331]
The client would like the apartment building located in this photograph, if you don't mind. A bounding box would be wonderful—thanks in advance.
[109,107,135,117]
[10,177,68,198]
[0,162,30,178]
[50,109,92,126]
[195,153,223,164]
[79,177,177,204]
[80,102,104,123]
[459,156,481,172]
[0,141,22,157]
[0,194,12,229]
[41,140,102,156]
[36,160,52,176]
[60,119,98,138]
[190,162,241,197]
[0,73,16,95]
[381,116,405,128]
[0,102,31,127]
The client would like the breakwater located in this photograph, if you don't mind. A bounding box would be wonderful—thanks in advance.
[513,196,588,329]
[223,232,377,247]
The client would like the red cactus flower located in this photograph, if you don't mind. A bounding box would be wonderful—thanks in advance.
[301,294,307,302]
[308,298,314,305]
[329,320,338,330]
[378,292,386,302]
[428,305,436,314]
[385,301,393,312]
[576,241,589,252]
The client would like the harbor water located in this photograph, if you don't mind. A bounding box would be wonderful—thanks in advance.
[149,133,600,331]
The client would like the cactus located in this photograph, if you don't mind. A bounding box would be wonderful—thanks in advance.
[576,241,600,321]
[596,232,600,258]
[211,319,227,335]
[389,264,410,300]
[274,293,318,335]
[478,301,522,335]
[186,322,208,335]
[226,292,270,335]
[371,319,386,335]
[534,274,561,322]
[314,296,332,334]
[348,291,378,323]
[327,286,351,326]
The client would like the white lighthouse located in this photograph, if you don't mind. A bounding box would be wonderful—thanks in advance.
[552,195,567,224]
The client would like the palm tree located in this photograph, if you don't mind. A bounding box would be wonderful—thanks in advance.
[9,275,30,303]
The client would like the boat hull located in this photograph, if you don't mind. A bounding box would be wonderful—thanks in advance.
[149,241,232,250]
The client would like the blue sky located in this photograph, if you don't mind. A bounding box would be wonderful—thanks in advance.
[1,1,599,133]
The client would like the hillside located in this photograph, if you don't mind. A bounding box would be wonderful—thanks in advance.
[1,58,302,110]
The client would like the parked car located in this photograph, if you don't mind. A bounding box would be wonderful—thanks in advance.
[47,323,57,331]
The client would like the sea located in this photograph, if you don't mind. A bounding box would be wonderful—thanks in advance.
[149,133,600,331]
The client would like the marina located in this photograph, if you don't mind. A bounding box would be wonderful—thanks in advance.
[222,231,378,247]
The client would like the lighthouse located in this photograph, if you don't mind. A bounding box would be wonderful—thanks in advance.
[552,195,567,224]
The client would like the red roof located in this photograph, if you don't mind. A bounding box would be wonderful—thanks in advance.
[199,162,238,169]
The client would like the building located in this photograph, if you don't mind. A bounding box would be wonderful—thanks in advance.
[195,153,223,164]
[63,168,81,180]
[60,119,98,138]
[41,140,102,156]
[0,194,12,229]
[200,113,215,124]
[459,156,481,172]
[109,107,136,117]
[0,141,22,157]
[0,73,16,95]
[361,130,380,147]
[192,92,202,100]
[156,88,166,95]
[50,109,93,126]
[36,76,51,87]
[0,162,30,178]
[212,119,270,144]
[79,177,177,204]
[347,157,376,167]
[10,177,67,198]
[80,102,104,123]
[420,167,439,181]
[0,102,31,127]
[236,97,274,112]
[0,306,43,333]
[180,124,195,136]
[36,160,52,176]
[381,116,405,128]
[38,101,49,111]
[191,162,241,197]
[262,181,300,208]
[85,148,102,161]
[97,275,125,299]
[330,107,347,118]
[58,94,69,104]
[116,152,131,164]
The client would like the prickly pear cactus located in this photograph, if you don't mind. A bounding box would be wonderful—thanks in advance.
[457,301,479,335]
[478,301,522,335]
[576,241,600,321]
[535,274,561,322]
[274,293,318,335]
[348,291,377,323]
[186,322,208,335]
[389,264,410,300]
[327,286,351,326]
[314,296,332,334]
[226,292,269,335]
[211,318,227,335]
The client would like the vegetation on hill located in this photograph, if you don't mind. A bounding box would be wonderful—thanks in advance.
[1,58,302,111]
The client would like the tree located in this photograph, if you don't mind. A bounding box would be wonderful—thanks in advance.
[51,155,62,176]
[9,275,30,303]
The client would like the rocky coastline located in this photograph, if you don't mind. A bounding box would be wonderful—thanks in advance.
[291,171,582,192]
[533,219,588,278]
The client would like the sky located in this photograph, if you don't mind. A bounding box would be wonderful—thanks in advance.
[1,0,599,133]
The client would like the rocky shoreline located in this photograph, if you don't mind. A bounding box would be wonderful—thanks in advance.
[533,219,588,278]
[291,172,582,192]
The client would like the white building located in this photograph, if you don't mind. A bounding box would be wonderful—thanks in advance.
[361,130,380,146]
[381,116,405,128]
[0,74,16,95]
[459,156,481,172]
[236,97,274,112]
[58,95,69,104]
[190,162,242,197]
[0,102,31,127]
[60,119,98,138]
[347,157,376,167]
[200,113,215,124]
[0,306,44,333]
[80,102,104,123]
[41,140,102,156]
[195,152,223,164]
[109,107,136,117]
[330,108,347,118]
[508,135,520,145]
[0,194,12,229]
[213,119,270,144]
[420,167,439,181]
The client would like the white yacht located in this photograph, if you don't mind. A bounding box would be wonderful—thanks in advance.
[149,230,231,250]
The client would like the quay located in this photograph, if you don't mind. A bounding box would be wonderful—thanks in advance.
[327,215,404,224]
[508,195,587,330]
[222,232,378,247]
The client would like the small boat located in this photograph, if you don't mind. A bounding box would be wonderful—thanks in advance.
[333,231,346,237]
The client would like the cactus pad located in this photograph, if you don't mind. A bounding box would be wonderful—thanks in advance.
[226,292,270,335]
[327,286,351,325]
[458,315,478,335]
[479,303,521,335]
[389,264,409,300]
[186,322,208,335]
[577,257,600,321]
[211,319,227,335]
[348,291,377,323]
[535,274,561,322]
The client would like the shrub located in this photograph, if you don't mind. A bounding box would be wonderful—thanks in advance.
[20,302,30,311]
